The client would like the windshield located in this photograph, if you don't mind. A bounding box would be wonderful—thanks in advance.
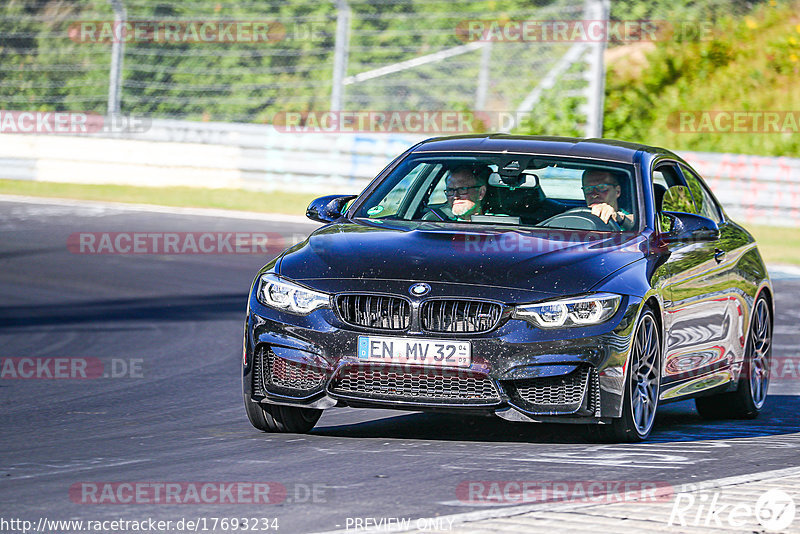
[352,152,638,232]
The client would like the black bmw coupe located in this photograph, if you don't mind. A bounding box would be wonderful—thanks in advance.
[242,135,773,442]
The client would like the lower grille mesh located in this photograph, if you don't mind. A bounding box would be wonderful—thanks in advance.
[330,365,500,403]
[253,347,325,393]
[512,366,596,414]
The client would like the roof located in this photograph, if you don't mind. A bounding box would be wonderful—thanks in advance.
[412,134,675,164]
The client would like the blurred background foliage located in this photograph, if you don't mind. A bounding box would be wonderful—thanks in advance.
[602,0,800,156]
[0,0,578,122]
[1,0,798,155]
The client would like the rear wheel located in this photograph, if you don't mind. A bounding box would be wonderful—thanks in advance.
[244,395,322,433]
[595,307,661,442]
[695,295,771,419]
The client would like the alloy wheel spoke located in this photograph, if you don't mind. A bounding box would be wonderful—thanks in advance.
[758,305,768,334]
[631,315,659,434]
[748,300,771,407]
[647,383,658,405]
[633,396,643,428]
[756,333,771,354]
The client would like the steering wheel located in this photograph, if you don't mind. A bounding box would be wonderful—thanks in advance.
[538,207,621,231]
[422,206,451,221]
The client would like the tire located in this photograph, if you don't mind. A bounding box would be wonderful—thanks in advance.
[595,307,661,442]
[695,295,771,420]
[244,394,322,433]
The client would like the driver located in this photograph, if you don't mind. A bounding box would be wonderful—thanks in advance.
[424,165,488,221]
[581,170,634,230]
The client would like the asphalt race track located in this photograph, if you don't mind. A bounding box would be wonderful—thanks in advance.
[1,198,799,534]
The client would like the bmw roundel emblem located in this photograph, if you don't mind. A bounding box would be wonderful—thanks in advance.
[409,283,431,297]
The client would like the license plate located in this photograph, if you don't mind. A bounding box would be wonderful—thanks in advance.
[357,336,471,368]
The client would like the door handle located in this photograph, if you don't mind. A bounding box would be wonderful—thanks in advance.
[714,248,726,263]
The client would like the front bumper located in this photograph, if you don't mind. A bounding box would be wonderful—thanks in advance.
[243,287,642,422]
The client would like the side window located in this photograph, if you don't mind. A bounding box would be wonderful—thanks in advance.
[680,165,722,223]
[368,163,429,218]
[653,162,693,232]
[428,171,448,205]
[652,170,669,190]
[652,163,683,190]
[652,162,685,213]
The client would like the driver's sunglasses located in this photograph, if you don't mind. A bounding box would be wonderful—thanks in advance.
[445,185,481,196]
[582,183,616,195]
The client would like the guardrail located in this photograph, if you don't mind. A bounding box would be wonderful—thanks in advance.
[677,151,800,227]
[0,118,419,194]
[1,118,798,226]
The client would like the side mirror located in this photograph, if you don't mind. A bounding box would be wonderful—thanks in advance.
[661,211,720,243]
[306,195,357,223]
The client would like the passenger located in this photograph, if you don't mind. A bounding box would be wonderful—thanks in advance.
[581,170,634,230]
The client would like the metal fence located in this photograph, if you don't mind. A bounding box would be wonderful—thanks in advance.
[0,0,605,135]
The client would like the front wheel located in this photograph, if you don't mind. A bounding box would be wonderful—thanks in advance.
[596,307,661,442]
[244,395,322,433]
[695,295,771,419]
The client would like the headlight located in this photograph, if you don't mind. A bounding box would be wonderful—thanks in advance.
[513,293,621,328]
[256,274,330,315]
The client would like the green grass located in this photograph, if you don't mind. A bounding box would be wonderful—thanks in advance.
[2,179,799,265]
[0,179,319,216]
[744,224,800,266]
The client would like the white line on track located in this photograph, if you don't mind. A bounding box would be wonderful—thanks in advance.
[310,465,800,534]
[6,459,148,480]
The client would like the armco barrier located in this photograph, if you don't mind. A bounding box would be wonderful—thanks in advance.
[0,117,797,226]
[0,118,421,194]
[678,151,800,227]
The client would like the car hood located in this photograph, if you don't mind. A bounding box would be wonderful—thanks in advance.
[278,220,647,295]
